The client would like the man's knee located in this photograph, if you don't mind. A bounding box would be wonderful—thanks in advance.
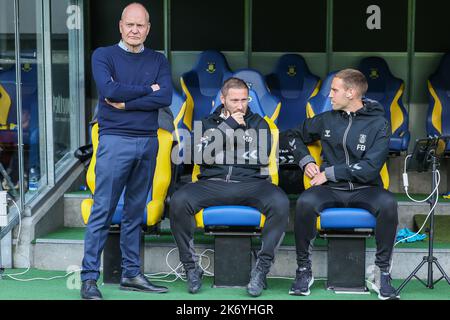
[377,191,398,223]
[296,188,322,212]
[383,191,397,208]
[169,187,192,216]
[267,190,290,214]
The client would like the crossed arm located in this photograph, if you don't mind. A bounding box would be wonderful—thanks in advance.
[92,49,173,111]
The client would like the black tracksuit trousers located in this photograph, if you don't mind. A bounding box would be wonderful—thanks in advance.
[295,185,398,272]
[169,179,289,272]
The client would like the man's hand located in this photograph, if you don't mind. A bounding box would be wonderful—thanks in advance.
[230,112,246,126]
[304,162,320,179]
[105,98,125,110]
[310,171,328,186]
[151,84,160,92]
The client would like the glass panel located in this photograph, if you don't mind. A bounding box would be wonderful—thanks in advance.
[50,0,81,166]
[18,0,47,200]
[0,1,21,200]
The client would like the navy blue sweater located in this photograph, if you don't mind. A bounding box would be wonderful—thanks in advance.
[92,45,173,136]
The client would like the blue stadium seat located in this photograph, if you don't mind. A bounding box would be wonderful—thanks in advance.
[180,50,232,131]
[358,57,410,153]
[220,69,281,123]
[201,206,264,228]
[306,71,337,117]
[170,90,188,147]
[170,90,187,126]
[427,53,450,151]
[318,208,376,230]
[265,54,321,131]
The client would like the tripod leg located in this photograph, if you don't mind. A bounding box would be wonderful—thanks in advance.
[433,260,450,285]
[396,258,427,295]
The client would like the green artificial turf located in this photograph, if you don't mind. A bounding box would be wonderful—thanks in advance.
[0,268,448,300]
[414,214,450,242]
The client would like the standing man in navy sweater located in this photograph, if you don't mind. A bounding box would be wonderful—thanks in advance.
[81,2,173,300]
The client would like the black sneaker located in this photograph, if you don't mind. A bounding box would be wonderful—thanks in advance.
[247,267,268,297]
[289,267,314,296]
[186,266,203,294]
[371,268,400,300]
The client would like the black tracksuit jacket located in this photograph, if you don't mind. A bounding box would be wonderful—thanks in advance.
[190,105,273,182]
[284,98,391,190]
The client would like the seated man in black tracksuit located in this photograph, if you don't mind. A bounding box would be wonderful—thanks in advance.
[169,77,289,297]
[284,69,400,300]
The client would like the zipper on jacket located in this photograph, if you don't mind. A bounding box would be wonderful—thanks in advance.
[343,114,354,190]
[226,166,233,182]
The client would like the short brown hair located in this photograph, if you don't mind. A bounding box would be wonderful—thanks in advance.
[335,69,368,97]
[221,77,249,96]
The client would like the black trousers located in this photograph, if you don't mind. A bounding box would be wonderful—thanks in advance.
[295,185,398,272]
[169,179,289,272]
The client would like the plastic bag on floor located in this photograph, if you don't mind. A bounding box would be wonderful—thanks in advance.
[396,228,426,243]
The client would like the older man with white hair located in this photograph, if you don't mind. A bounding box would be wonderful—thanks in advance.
[80,2,172,300]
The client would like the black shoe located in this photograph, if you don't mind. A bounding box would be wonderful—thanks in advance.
[186,267,203,294]
[80,279,103,300]
[120,273,169,293]
[247,267,268,297]
[371,268,400,300]
[289,267,314,296]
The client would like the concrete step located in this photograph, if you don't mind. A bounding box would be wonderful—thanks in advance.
[64,193,91,228]
[33,234,450,281]
[64,192,450,230]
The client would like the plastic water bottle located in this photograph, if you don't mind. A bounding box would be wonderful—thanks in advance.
[29,168,38,191]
